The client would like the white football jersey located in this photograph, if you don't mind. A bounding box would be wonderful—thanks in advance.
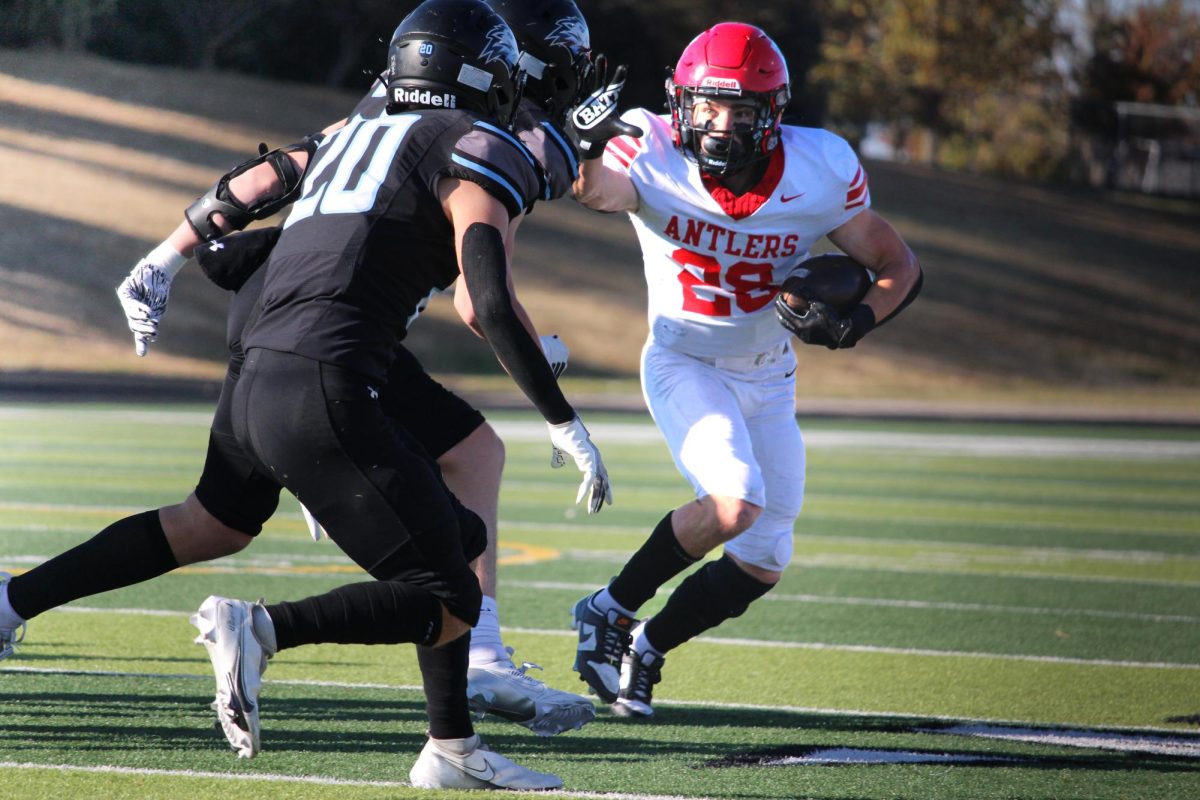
[603,109,870,358]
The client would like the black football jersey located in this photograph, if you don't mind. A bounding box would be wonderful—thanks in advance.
[243,83,545,381]
[513,100,578,202]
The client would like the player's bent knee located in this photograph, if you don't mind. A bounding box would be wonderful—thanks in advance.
[160,496,253,565]
[712,497,762,539]
[434,605,473,647]
[441,423,505,479]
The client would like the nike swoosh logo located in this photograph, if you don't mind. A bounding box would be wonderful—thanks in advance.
[784,368,796,378]
[460,758,497,782]
[780,193,805,203]
[578,625,597,651]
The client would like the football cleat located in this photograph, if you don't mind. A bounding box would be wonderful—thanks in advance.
[467,648,596,736]
[409,733,563,790]
[612,645,664,719]
[190,595,277,758]
[570,592,633,704]
[0,573,26,661]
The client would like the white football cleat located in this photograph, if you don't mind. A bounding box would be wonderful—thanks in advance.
[467,649,596,736]
[409,733,562,790]
[0,573,26,661]
[612,644,664,719]
[570,592,633,704]
[190,595,277,758]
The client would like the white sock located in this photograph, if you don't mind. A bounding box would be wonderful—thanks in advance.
[590,587,635,618]
[468,595,511,667]
[629,619,664,660]
[0,579,25,630]
[431,733,480,754]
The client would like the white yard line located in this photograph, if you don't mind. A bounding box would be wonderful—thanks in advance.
[2,406,1197,459]
[18,606,1200,670]
[5,664,1199,738]
[0,761,701,800]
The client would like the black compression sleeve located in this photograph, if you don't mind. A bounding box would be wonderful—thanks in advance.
[461,222,574,424]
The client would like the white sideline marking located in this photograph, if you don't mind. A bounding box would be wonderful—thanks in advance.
[775,748,1010,765]
[931,724,1200,758]
[0,761,697,799]
[25,606,1200,670]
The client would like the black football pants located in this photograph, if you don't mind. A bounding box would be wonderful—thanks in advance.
[231,346,485,626]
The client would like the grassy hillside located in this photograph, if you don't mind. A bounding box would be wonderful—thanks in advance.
[2,49,1198,416]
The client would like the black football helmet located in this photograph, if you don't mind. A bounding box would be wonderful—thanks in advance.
[488,0,592,122]
[386,0,522,125]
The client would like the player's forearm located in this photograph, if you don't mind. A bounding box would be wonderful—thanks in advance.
[461,223,574,424]
[572,159,637,213]
[864,246,922,325]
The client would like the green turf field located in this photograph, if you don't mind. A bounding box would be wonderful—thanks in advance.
[1,403,1199,799]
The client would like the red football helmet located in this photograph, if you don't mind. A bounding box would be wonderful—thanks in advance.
[666,23,791,176]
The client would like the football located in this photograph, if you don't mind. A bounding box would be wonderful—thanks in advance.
[778,253,874,314]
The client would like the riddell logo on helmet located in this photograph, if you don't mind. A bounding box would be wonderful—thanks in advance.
[701,77,741,91]
[390,87,458,108]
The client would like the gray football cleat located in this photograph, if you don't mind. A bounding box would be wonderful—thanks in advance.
[612,645,664,719]
[190,595,277,758]
[570,592,633,704]
[467,649,596,736]
[409,733,563,790]
[0,573,26,661]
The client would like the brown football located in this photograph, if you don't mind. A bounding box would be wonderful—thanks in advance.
[779,253,874,314]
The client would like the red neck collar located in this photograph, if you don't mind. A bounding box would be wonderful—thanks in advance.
[700,146,785,220]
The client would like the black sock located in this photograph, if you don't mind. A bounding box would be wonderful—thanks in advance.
[7,509,177,620]
[644,555,773,653]
[607,512,699,612]
[417,635,473,740]
[265,580,443,652]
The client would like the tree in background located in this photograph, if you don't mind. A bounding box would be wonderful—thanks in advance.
[1076,0,1200,124]
[4,0,1195,187]
[813,0,1069,178]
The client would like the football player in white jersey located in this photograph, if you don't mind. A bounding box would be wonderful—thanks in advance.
[567,22,923,717]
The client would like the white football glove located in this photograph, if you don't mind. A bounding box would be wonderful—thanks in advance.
[299,503,325,541]
[539,334,569,378]
[547,416,612,514]
[115,242,187,356]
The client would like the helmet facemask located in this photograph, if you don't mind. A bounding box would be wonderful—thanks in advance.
[668,81,789,176]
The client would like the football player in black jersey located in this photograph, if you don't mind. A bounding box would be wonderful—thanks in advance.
[2,0,606,746]
[0,0,604,786]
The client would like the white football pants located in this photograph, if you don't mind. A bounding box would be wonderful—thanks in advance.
[640,338,804,573]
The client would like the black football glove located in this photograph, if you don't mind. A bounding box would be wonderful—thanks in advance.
[828,304,877,349]
[775,293,877,350]
[567,59,643,160]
